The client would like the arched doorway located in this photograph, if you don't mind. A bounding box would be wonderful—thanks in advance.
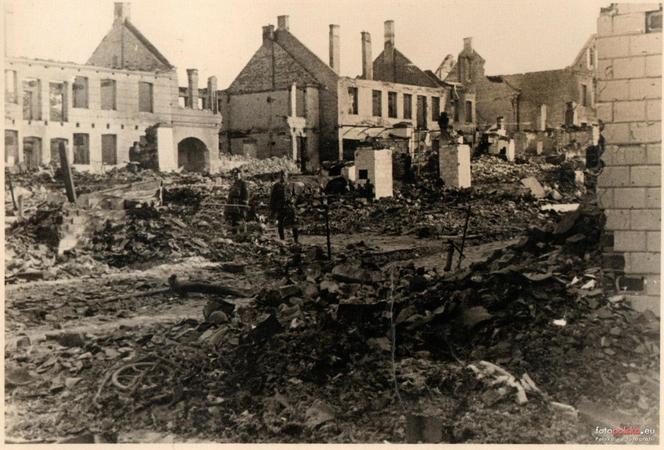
[177,137,209,172]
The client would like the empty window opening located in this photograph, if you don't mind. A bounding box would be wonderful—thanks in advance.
[5,70,17,103]
[372,90,382,117]
[22,78,41,120]
[403,93,412,119]
[100,79,117,110]
[73,133,90,164]
[138,81,153,112]
[465,100,473,123]
[348,87,358,115]
[388,91,397,118]
[5,130,19,164]
[73,76,88,108]
[49,82,67,122]
[432,96,440,121]
[102,134,117,165]
[359,169,369,180]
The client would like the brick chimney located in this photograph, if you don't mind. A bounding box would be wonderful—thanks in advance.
[114,2,130,24]
[361,31,373,80]
[207,76,218,113]
[262,24,275,41]
[384,20,395,49]
[463,37,473,53]
[329,24,340,74]
[277,15,289,31]
[187,69,199,109]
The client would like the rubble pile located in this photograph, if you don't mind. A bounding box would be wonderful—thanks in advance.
[218,155,300,178]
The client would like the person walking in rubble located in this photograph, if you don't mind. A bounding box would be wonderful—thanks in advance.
[270,170,299,243]
[225,169,249,233]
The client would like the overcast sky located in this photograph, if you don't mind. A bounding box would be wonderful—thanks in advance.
[6,0,608,88]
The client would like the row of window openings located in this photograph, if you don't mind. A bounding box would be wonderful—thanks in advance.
[5,131,119,166]
[5,72,155,120]
[347,88,473,124]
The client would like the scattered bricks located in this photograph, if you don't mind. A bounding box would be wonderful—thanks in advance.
[617,274,646,291]
[614,230,647,251]
[629,32,662,56]
[646,144,661,164]
[630,208,661,230]
[597,35,630,59]
[629,251,661,273]
[627,295,660,315]
[598,166,630,187]
[629,78,661,100]
[613,12,647,34]
[614,100,646,122]
[630,121,662,144]
[597,14,613,37]
[646,100,661,121]
[646,188,661,208]
[597,80,630,101]
[614,187,646,208]
[605,209,631,230]
[597,188,614,209]
[647,231,661,252]
[596,102,613,122]
[645,275,661,296]
[630,165,662,187]
[645,54,662,77]
[601,123,630,143]
[602,252,626,270]
[612,56,646,79]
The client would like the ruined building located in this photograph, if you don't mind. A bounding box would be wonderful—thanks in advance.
[442,36,597,132]
[220,18,460,170]
[4,2,221,173]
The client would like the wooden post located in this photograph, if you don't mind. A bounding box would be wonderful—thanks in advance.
[324,195,332,260]
[58,141,77,203]
[456,204,472,270]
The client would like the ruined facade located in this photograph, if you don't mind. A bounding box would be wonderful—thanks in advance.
[220,18,456,170]
[596,3,662,313]
[4,2,221,173]
[445,36,597,132]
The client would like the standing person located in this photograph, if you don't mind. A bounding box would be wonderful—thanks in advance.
[225,169,249,233]
[270,170,299,243]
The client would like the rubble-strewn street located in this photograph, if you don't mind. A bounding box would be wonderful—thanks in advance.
[5,152,659,444]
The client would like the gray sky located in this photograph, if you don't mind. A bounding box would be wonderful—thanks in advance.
[6,0,608,88]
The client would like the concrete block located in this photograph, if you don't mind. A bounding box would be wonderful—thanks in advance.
[597,35,631,59]
[605,209,631,230]
[439,144,471,189]
[597,188,614,209]
[615,230,648,251]
[630,32,662,56]
[596,102,613,122]
[629,251,661,274]
[598,166,630,187]
[645,54,662,77]
[627,295,660,316]
[645,275,661,296]
[630,208,661,230]
[646,144,661,164]
[602,251,625,270]
[613,12,647,34]
[613,100,646,122]
[601,145,621,165]
[597,14,614,37]
[622,145,648,164]
[647,232,661,252]
[629,78,661,100]
[629,121,662,143]
[598,80,630,101]
[613,56,647,79]
[614,187,647,208]
[602,123,631,143]
[646,100,661,120]
[354,148,393,199]
[646,188,661,208]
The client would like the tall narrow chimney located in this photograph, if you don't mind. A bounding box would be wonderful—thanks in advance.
[114,2,130,24]
[361,31,373,80]
[262,24,275,41]
[384,20,395,49]
[187,69,199,109]
[207,76,218,113]
[463,37,473,53]
[329,24,340,74]
[277,15,289,31]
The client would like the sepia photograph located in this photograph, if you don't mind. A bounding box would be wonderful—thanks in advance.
[3,0,662,444]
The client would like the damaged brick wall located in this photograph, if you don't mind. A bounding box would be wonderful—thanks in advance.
[596,3,662,313]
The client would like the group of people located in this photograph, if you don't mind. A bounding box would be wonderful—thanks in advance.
[224,169,299,243]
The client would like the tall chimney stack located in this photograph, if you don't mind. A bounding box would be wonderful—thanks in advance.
[114,2,130,24]
[262,24,275,41]
[329,24,340,74]
[361,31,373,80]
[384,20,395,49]
[277,15,289,31]
[187,69,199,109]
[463,37,473,53]
[207,76,218,113]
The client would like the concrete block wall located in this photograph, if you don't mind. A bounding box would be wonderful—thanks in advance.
[596,3,662,314]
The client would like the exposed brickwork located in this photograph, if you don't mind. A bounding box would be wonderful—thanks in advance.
[597,3,662,314]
